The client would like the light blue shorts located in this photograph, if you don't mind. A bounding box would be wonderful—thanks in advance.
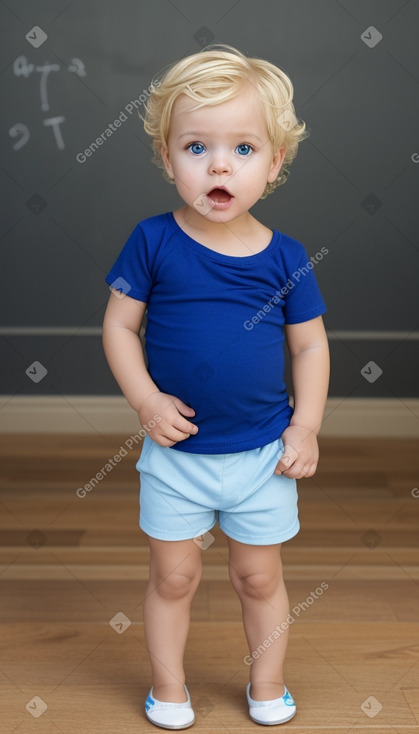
[136,435,299,546]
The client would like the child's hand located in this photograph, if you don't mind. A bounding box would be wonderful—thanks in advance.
[139,391,198,446]
[274,424,319,479]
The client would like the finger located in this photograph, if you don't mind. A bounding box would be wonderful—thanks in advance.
[153,428,191,446]
[156,420,198,445]
[281,462,305,479]
[286,460,317,479]
[172,397,196,417]
[170,399,198,434]
[305,462,318,478]
[173,416,198,435]
[275,444,299,474]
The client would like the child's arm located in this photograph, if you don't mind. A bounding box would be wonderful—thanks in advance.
[102,290,198,445]
[275,315,329,478]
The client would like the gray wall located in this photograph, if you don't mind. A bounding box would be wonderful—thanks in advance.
[1,0,418,402]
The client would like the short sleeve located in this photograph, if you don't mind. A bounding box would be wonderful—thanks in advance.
[282,246,327,324]
[105,224,153,302]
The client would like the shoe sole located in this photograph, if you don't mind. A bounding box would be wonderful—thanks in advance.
[249,709,296,726]
[146,713,196,730]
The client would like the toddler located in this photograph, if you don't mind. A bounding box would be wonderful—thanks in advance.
[103,43,330,729]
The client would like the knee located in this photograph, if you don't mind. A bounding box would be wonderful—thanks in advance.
[229,566,282,600]
[152,565,202,601]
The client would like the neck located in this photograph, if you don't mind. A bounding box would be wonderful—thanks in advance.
[176,206,254,240]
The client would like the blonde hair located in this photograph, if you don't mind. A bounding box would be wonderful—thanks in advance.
[141,44,309,198]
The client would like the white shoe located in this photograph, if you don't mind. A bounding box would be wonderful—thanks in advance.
[145,685,195,730]
[246,683,296,725]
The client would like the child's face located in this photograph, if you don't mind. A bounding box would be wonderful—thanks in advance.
[161,86,285,223]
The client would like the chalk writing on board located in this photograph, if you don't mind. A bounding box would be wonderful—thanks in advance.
[9,123,30,151]
[9,55,86,151]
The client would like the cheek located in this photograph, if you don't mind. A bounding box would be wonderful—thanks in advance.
[245,156,273,183]
[237,153,263,172]
[174,156,202,184]
[239,159,264,182]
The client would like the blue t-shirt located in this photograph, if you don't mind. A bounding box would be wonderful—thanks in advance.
[105,211,326,454]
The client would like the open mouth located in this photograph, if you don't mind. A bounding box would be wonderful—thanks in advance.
[207,187,233,204]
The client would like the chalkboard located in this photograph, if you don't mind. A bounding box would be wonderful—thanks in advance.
[1,0,418,400]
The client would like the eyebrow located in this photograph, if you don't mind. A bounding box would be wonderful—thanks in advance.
[178,132,263,142]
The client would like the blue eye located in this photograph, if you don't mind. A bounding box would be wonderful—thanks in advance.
[236,143,253,156]
[188,142,205,155]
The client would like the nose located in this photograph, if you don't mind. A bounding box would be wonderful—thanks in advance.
[209,149,233,175]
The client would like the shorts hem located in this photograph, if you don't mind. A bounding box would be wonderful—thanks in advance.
[140,518,217,542]
[219,521,300,546]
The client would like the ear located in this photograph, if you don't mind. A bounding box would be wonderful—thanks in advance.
[267,146,286,183]
[160,145,174,179]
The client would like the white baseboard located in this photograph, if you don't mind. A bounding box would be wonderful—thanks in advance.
[0,396,418,436]
[321,398,419,437]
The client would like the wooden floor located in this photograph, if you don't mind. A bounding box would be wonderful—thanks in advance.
[1,434,419,733]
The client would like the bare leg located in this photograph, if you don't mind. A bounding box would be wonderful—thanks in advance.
[227,538,290,701]
[143,537,202,702]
